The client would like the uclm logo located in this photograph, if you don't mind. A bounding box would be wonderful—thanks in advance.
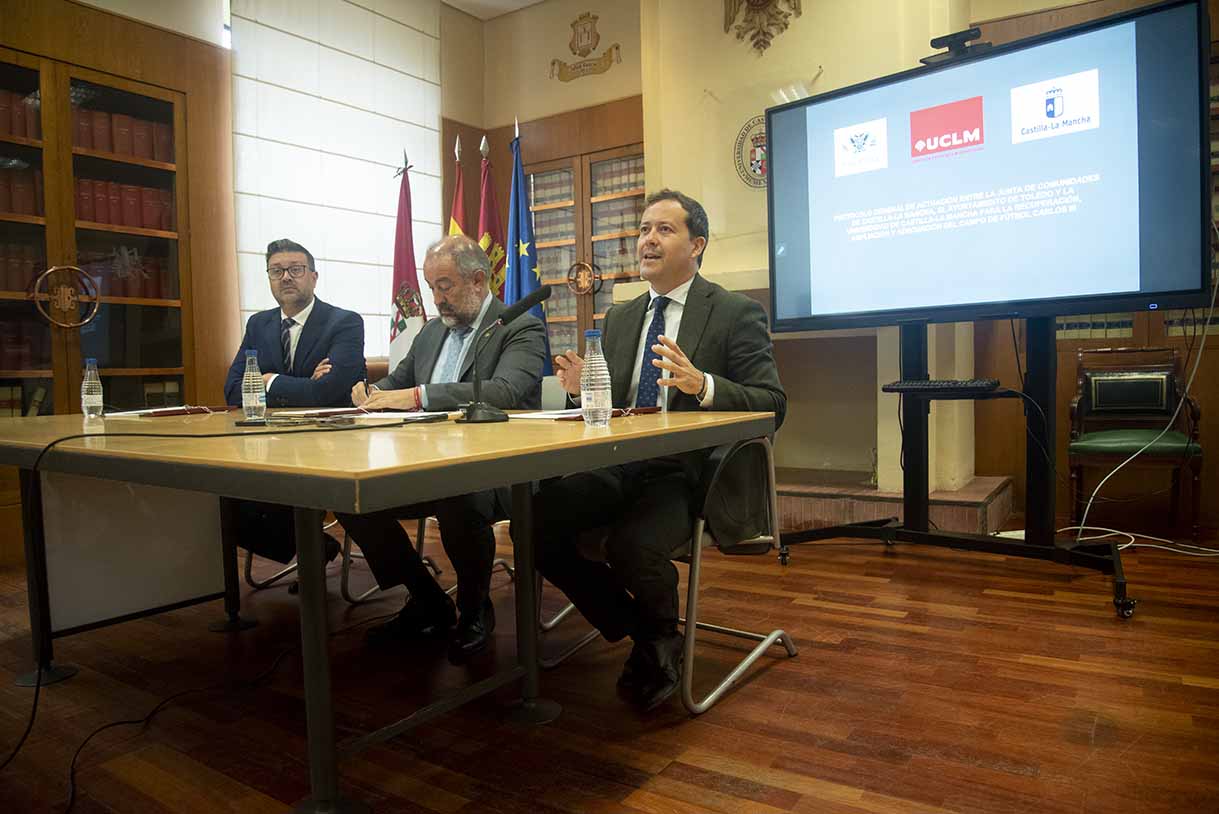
[910,96,984,158]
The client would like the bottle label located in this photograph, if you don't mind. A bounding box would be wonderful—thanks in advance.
[82,394,103,408]
[581,389,611,410]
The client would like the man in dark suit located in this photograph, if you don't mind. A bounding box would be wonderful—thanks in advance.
[222,238,366,566]
[532,189,785,711]
[223,238,366,409]
[338,234,546,663]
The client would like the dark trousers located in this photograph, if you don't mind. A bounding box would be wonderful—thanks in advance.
[336,490,504,616]
[223,498,312,564]
[532,460,694,641]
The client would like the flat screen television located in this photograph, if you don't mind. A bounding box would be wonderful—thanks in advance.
[766,0,1210,332]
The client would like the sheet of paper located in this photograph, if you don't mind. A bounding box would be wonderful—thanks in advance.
[511,408,585,420]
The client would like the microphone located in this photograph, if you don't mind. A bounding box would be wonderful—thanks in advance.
[456,285,553,424]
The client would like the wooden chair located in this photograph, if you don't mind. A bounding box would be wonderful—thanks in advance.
[538,437,798,714]
[1069,347,1203,539]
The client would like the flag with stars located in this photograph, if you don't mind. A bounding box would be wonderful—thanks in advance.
[505,134,552,374]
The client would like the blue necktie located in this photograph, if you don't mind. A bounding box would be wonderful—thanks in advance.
[436,326,472,383]
[280,317,294,372]
[634,296,669,408]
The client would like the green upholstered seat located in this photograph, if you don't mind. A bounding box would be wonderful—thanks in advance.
[1068,429,1202,458]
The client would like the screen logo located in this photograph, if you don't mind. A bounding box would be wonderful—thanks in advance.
[833,117,888,177]
[909,96,984,158]
[1011,69,1100,144]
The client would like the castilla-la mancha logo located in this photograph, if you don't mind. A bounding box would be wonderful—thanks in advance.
[734,115,767,188]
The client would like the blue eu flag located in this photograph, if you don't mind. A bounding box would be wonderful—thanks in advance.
[505,135,552,375]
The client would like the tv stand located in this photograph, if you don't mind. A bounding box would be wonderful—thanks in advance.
[781,318,1136,618]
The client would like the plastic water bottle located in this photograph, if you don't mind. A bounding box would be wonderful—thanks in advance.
[580,329,612,427]
[81,358,104,418]
[242,350,267,419]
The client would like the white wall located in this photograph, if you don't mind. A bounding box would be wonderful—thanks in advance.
[440,3,485,127]
[231,0,443,357]
[75,0,228,46]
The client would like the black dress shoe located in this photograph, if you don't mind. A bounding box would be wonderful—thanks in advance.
[633,632,684,712]
[617,641,647,695]
[448,599,495,664]
[365,595,456,647]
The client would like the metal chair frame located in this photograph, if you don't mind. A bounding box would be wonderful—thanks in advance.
[537,436,798,713]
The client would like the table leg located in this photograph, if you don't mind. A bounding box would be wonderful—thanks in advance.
[15,468,77,688]
[506,482,561,725]
[292,507,370,814]
[209,498,257,633]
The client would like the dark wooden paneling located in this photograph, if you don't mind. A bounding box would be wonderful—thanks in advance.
[0,0,240,404]
[442,96,644,248]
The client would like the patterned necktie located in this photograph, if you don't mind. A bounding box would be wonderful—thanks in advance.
[280,317,295,372]
[436,325,473,383]
[634,295,669,408]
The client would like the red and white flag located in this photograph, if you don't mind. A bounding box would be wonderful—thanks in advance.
[388,157,425,369]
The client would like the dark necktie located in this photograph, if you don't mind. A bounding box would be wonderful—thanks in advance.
[281,317,294,372]
[634,295,669,408]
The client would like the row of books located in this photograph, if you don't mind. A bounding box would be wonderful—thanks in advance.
[1055,315,1135,339]
[0,384,48,417]
[1165,311,1219,337]
[530,171,572,205]
[536,244,575,278]
[78,249,175,299]
[140,378,182,407]
[0,167,45,216]
[0,323,51,370]
[592,198,644,235]
[532,210,575,243]
[0,242,42,292]
[544,289,578,319]
[0,90,42,140]
[591,157,644,197]
[72,106,173,162]
[76,179,174,231]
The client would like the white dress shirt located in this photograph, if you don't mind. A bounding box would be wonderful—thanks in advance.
[265,296,315,391]
[626,275,714,409]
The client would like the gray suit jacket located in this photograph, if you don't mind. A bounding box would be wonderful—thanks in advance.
[376,295,546,412]
[602,274,786,546]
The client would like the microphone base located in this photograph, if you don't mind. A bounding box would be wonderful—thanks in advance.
[456,402,509,424]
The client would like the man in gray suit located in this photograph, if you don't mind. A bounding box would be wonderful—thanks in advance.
[338,234,546,663]
[531,189,786,710]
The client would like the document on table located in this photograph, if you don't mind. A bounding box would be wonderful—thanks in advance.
[273,408,451,420]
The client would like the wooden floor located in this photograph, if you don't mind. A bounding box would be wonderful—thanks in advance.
[2,525,1219,813]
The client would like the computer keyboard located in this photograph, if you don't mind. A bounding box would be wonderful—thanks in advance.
[882,378,1001,395]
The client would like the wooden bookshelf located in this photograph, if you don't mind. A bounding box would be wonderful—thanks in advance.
[0,212,46,226]
[72,146,176,172]
[590,188,645,204]
[76,220,178,240]
[0,133,43,149]
[0,370,53,378]
[98,367,185,377]
[530,199,574,212]
[592,229,639,243]
[536,238,576,249]
[79,295,183,307]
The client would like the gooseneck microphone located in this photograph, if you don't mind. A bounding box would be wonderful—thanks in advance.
[457,285,553,424]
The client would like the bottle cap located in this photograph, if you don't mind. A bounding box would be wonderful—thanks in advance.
[245,349,258,358]
[85,357,96,365]
[584,329,601,338]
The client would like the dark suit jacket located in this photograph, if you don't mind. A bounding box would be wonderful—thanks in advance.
[602,273,786,544]
[223,298,366,408]
[377,295,546,412]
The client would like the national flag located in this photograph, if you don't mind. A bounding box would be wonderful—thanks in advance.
[448,136,466,236]
[388,159,426,369]
[477,143,507,300]
[505,134,552,374]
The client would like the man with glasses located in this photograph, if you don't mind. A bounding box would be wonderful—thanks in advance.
[223,238,366,408]
[221,238,367,568]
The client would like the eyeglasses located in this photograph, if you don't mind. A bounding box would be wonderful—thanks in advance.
[267,264,309,280]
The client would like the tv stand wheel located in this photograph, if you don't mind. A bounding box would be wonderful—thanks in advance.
[778,548,790,566]
[1114,597,1137,619]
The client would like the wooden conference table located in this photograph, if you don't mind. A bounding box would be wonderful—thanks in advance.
[0,409,775,813]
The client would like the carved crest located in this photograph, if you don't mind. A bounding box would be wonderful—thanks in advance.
[569,12,600,58]
[724,0,802,54]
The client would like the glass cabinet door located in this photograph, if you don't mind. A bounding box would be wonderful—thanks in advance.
[0,54,54,416]
[528,160,581,357]
[64,72,185,410]
[585,148,644,338]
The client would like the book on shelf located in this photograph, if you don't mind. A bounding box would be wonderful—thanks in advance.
[0,385,22,417]
[9,169,34,216]
[159,188,173,230]
[0,169,9,213]
[10,92,26,138]
[132,118,152,159]
[32,170,42,216]
[107,181,122,225]
[92,179,109,225]
[152,122,172,162]
[76,178,93,221]
[143,380,166,407]
[91,110,112,152]
[24,385,46,417]
[121,184,141,227]
[0,90,10,137]
[74,105,92,148]
[112,113,133,155]
[140,187,162,230]
[164,379,181,406]
[25,96,41,140]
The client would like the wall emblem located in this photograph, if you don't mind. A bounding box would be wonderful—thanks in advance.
[724,0,803,54]
[551,12,621,82]
[734,115,767,188]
